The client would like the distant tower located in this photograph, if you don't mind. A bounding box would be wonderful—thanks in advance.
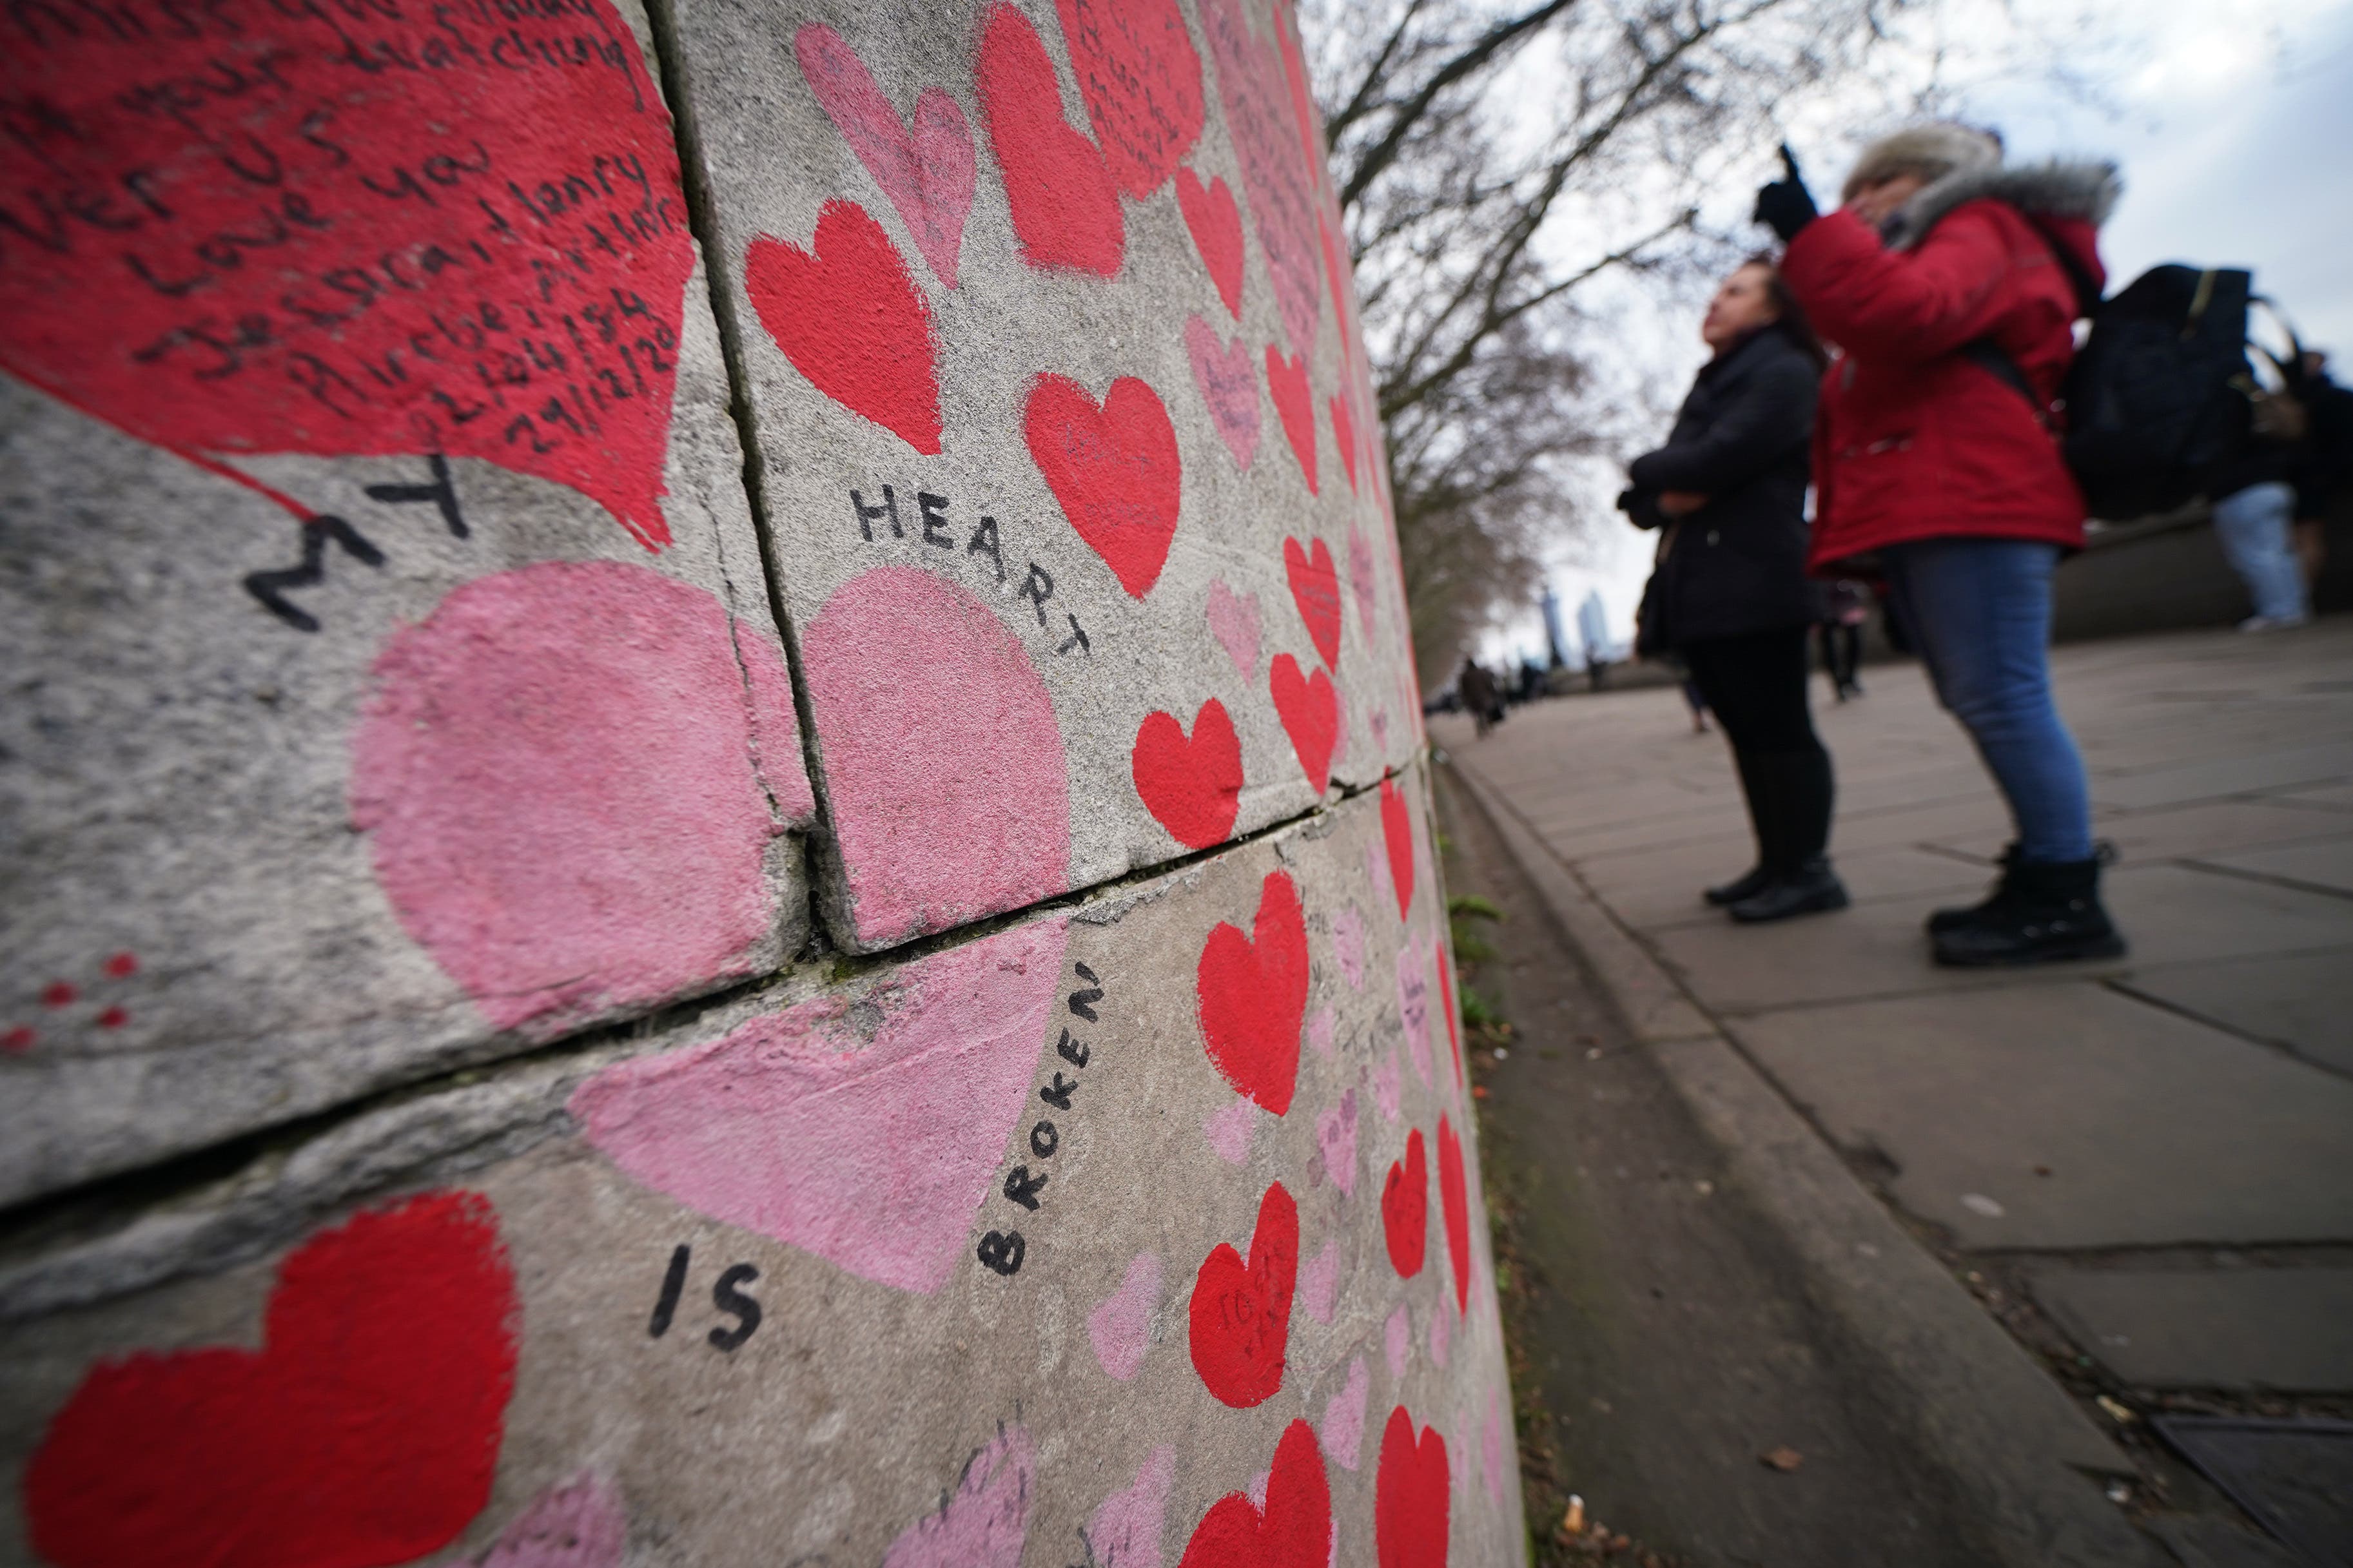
[1576,590,1610,662]
[1540,586,1568,669]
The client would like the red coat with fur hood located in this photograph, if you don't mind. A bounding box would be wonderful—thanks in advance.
[1781,160,2118,572]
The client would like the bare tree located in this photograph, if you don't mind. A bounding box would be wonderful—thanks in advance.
[1303,0,1930,681]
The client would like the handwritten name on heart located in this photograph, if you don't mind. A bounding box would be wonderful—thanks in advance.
[1186,315,1260,470]
[1316,1088,1359,1196]
[1380,778,1416,920]
[1376,1408,1451,1568]
[1187,1181,1300,1409]
[1025,373,1182,598]
[1382,1128,1428,1277]
[977,3,1123,276]
[795,25,975,289]
[1265,345,1317,494]
[1284,536,1343,672]
[1176,1418,1330,1568]
[1202,0,1322,353]
[24,1192,518,1568]
[1055,0,1204,199]
[1195,869,1309,1114]
[1438,1114,1472,1315]
[1269,653,1338,793]
[746,200,942,454]
[1133,697,1243,850]
[1177,168,1245,318]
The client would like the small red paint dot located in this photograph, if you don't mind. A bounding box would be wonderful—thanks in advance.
[2,1027,33,1054]
[41,982,76,1008]
[103,953,138,978]
[95,1006,128,1029]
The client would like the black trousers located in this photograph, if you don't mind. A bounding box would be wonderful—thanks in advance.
[1682,627,1835,869]
[1817,621,1862,690]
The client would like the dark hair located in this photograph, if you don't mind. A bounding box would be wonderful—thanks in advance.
[1738,252,1828,371]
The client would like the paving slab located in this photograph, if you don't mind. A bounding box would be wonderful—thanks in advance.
[664,0,1420,951]
[2116,951,2353,1078]
[2197,839,2353,897]
[2031,1267,2353,1391]
[1731,983,2353,1250]
[0,0,817,1206]
[2092,741,2353,811]
[2071,801,2353,863]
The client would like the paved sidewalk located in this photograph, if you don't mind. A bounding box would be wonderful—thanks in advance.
[1438,620,2353,1512]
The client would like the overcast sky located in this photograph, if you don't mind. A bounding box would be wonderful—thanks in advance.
[1493,0,2353,668]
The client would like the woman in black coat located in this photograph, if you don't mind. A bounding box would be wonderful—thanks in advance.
[1624,257,1844,922]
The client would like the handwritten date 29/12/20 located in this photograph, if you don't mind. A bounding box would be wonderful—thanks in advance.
[977,962,1105,1277]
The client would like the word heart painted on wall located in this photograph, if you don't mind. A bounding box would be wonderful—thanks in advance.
[794,24,977,288]
[24,1192,518,1568]
[1195,869,1310,1114]
[1382,1128,1429,1278]
[746,200,942,455]
[1176,1418,1331,1568]
[1027,373,1184,598]
[977,4,1123,276]
[1187,1181,1300,1409]
[0,3,692,548]
[1269,653,1338,793]
[571,919,1069,1293]
[1054,0,1204,200]
[1176,168,1246,318]
[1133,699,1244,850]
[1284,536,1343,672]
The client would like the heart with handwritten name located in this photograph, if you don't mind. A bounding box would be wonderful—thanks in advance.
[1177,1417,1330,1568]
[1196,869,1309,1114]
[1265,346,1317,493]
[1187,316,1260,470]
[747,200,942,455]
[977,3,1124,276]
[1284,536,1343,671]
[795,25,975,289]
[24,1192,517,1568]
[1376,1407,1450,1568]
[1055,0,1204,199]
[1382,1128,1428,1278]
[1133,698,1243,849]
[1202,0,1322,353]
[1026,373,1182,597]
[1380,778,1415,919]
[1438,1114,1471,1315]
[1177,168,1246,317]
[1188,1180,1299,1408]
[1269,653,1338,793]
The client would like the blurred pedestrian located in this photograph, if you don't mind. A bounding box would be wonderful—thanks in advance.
[2293,348,2349,591]
[1680,676,1711,734]
[1621,255,1846,922]
[1817,578,1868,701]
[1760,124,2126,965]
[1458,657,1500,739]
[2208,347,2311,630]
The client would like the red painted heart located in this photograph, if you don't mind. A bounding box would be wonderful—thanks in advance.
[1331,392,1359,491]
[1055,0,1204,200]
[1437,1113,1471,1315]
[747,200,941,456]
[1196,869,1309,1114]
[977,3,1124,276]
[1380,777,1415,919]
[1188,1180,1300,1408]
[1269,653,1338,793]
[1025,373,1182,598]
[1176,1417,1331,1568]
[1436,951,1462,1085]
[1176,168,1245,318]
[24,1192,518,1568]
[0,0,693,549]
[794,24,977,288]
[1134,697,1243,849]
[1376,1406,1450,1568]
[1382,1127,1428,1278]
[1284,536,1342,672]
[1265,345,1318,493]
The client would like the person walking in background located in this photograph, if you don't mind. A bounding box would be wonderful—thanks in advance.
[2293,348,2350,592]
[1457,657,1500,739]
[1620,255,1846,922]
[2209,353,2312,630]
[1757,124,2126,965]
[1817,578,1869,701]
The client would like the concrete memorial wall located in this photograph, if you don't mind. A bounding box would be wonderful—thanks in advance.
[0,0,1521,1562]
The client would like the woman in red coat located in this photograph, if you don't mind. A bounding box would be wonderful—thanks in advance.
[1755,125,2127,966]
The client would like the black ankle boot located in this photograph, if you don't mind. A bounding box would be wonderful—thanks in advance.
[1728,857,1850,923]
[1705,749,1779,906]
[1705,865,1773,905]
[1928,845,2020,934]
[1931,855,2126,967]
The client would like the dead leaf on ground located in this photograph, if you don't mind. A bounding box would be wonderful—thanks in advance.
[1760,1446,1804,1472]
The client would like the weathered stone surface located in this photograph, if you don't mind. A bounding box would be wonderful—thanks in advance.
[2031,1266,2353,1391]
[665,0,1422,951]
[0,776,1519,1568]
[0,0,816,1205]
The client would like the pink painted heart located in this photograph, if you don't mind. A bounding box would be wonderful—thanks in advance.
[1207,577,1262,681]
[1315,1088,1358,1195]
[1284,536,1342,672]
[1089,1252,1162,1382]
[1298,1236,1340,1325]
[1204,1097,1256,1164]
[1265,345,1317,494]
[1331,905,1366,989]
[885,1426,1033,1568]
[1347,525,1380,638]
[1384,1303,1411,1380]
[1372,1047,1402,1121]
[1177,167,1245,317]
[572,918,1069,1294]
[1186,315,1260,470]
[1396,945,1432,1086]
[1321,1356,1371,1471]
[1306,1005,1336,1060]
[1087,1445,1176,1568]
[474,1475,627,1568]
[796,24,976,287]
[1330,393,1358,491]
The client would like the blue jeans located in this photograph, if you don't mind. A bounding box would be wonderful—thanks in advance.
[1882,538,2093,864]
[2211,481,2309,621]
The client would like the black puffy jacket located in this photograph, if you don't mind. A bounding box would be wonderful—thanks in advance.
[1627,322,1821,649]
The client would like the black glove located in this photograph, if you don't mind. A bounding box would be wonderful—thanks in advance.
[1752,142,1817,243]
